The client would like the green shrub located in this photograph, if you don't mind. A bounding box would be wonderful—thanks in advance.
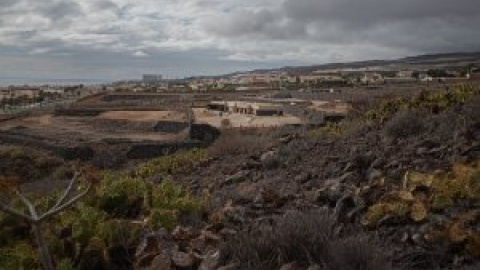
[0,149,208,268]
[58,203,107,247]
[148,179,205,230]
[0,148,62,184]
[96,219,143,248]
[134,149,206,179]
[57,258,75,270]
[153,179,203,211]
[0,242,39,270]
[149,209,179,230]
[365,84,480,122]
[98,172,147,217]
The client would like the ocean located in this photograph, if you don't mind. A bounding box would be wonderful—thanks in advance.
[0,77,111,87]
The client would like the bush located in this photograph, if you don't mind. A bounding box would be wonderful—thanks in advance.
[149,178,205,230]
[463,95,480,124]
[91,144,127,170]
[0,150,207,269]
[327,236,392,270]
[134,149,206,179]
[0,148,62,184]
[0,242,39,270]
[219,210,331,269]
[365,83,480,122]
[219,210,389,270]
[58,203,107,248]
[98,173,146,218]
[383,110,426,139]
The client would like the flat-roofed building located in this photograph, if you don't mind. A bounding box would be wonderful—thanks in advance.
[207,101,284,116]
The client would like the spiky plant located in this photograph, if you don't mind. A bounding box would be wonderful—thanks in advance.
[0,172,92,270]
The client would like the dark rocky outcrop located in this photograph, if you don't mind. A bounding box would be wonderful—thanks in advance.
[190,124,220,143]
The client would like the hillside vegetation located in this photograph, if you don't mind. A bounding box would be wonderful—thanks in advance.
[1,83,480,270]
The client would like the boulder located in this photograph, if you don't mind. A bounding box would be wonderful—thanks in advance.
[216,264,237,270]
[171,251,195,268]
[224,170,250,186]
[367,169,383,182]
[198,250,220,270]
[260,150,277,162]
[279,262,302,270]
[149,253,172,270]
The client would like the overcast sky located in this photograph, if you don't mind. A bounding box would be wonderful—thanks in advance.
[1,0,480,81]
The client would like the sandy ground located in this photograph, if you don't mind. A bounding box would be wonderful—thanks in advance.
[0,115,53,131]
[0,107,303,145]
[0,113,185,143]
[98,111,186,122]
[194,108,302,128]
[309,101,351,114]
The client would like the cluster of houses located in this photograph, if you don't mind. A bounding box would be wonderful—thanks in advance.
[37,66,478,95]
[99,65,480,94]
[187,67,480,92]
[0,85,104,103]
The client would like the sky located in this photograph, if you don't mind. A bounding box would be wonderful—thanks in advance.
[1,0,480,81]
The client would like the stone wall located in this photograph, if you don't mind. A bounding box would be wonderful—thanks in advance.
[154,121,189,133]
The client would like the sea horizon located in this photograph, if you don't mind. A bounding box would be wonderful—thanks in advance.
[0,77,112,87]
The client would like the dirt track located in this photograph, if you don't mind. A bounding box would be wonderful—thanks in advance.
[98,111,186,122]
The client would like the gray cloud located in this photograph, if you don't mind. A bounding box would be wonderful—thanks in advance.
[284,0,480,25]
[205,0,480,56]
[40,1,83,23]
[204,10,307,39]
[0,0,17,8]
[0,0,479,81]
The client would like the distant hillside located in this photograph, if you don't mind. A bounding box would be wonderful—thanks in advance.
[246,51,480,75]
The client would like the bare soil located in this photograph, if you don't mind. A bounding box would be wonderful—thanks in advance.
[194,108,303,128]
[98,110,186,122]
[0,112,186,145]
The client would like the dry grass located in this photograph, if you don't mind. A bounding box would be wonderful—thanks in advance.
[219,210,391,270]
[383,109,427,139]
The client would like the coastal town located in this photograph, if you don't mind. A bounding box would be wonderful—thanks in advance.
[2,64,480,104]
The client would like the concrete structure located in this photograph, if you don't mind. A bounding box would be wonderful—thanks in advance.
[42,88,65,95]
[419,74,434,82]
[397,70,414,78]
[0,89,12,101]
[384,77,418,84]
[207,101,284,116]
[361,72,384,84]
[299,74,344,84]
[0,88,39,100]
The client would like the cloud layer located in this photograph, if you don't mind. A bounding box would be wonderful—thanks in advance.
[1,0,479,80]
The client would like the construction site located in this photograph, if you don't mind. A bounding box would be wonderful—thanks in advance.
[0,88,359,165]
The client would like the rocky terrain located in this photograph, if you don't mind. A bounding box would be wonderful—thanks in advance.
[1,84,479,270]
[153,85,480,270]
